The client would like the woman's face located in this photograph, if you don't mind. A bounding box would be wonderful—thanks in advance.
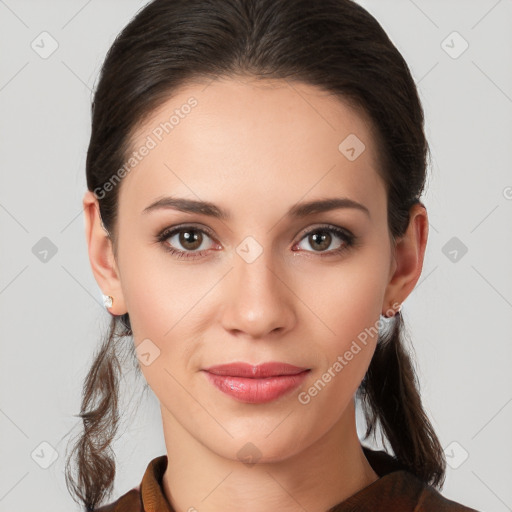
[106,77,399,461]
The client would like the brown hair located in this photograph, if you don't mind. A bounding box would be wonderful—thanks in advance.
[65,0,446,509]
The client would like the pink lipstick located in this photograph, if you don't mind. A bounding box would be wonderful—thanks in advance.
[202,362,310,404]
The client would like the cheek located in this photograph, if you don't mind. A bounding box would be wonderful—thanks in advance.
[118,246,215,381]
[296,267,386,414]
[119,243,200,335]
[290,247,390,408]
[294,250,389,344]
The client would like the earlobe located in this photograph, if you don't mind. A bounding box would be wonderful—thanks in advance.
[82,190,127,315]
[382,203,429,315]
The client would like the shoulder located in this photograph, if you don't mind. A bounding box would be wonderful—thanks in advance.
[413,477,480,512]
[382,470,481,511]
[93,454,168,512]
[360,446,480,511]
[93,487,142,512]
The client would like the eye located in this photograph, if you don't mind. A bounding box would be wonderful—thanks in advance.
[156,223,356,260]
[293,225,355,256]
[156,225,219,260]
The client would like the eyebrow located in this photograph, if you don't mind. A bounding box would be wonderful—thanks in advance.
[142,196,370,220]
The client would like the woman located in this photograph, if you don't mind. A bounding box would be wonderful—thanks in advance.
[65,0,480,510]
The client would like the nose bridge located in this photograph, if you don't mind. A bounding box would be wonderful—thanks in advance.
[221,235,294,338]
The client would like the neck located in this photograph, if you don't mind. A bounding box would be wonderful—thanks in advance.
[160,399,379,512]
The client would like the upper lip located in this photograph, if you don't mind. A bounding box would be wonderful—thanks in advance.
[203,362,309,378]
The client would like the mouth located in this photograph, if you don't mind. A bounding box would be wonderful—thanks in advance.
[203,361,310,378]
[202,362,311,404]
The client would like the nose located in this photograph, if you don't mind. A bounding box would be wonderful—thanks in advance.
[220,245,296,340]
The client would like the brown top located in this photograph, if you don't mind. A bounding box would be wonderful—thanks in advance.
[94,446,480,511]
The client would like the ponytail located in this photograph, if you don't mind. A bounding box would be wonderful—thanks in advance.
[65,315,131,510]
[359,311,446,488]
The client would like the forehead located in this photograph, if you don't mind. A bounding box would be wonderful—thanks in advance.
[119,76,385,218]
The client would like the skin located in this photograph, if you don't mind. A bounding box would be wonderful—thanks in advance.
[83,76,428,512]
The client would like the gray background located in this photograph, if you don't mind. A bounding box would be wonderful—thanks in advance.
[1,0,511,511]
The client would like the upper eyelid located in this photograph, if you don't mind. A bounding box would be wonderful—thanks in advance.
[296,224,353,239]
[158,223,215,238]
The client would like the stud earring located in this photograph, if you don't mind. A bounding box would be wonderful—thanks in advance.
[381,301,402,318]
[102,294,113,309]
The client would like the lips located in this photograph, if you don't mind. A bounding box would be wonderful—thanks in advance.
[203,362,309,378]
[202,362,311,403]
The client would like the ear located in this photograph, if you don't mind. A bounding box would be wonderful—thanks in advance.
[382,202,429,316]
[83,190,127,315]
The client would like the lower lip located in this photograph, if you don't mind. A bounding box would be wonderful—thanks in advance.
[203,370,310,404]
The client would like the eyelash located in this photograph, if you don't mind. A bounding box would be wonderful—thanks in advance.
[155,224,356,260]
